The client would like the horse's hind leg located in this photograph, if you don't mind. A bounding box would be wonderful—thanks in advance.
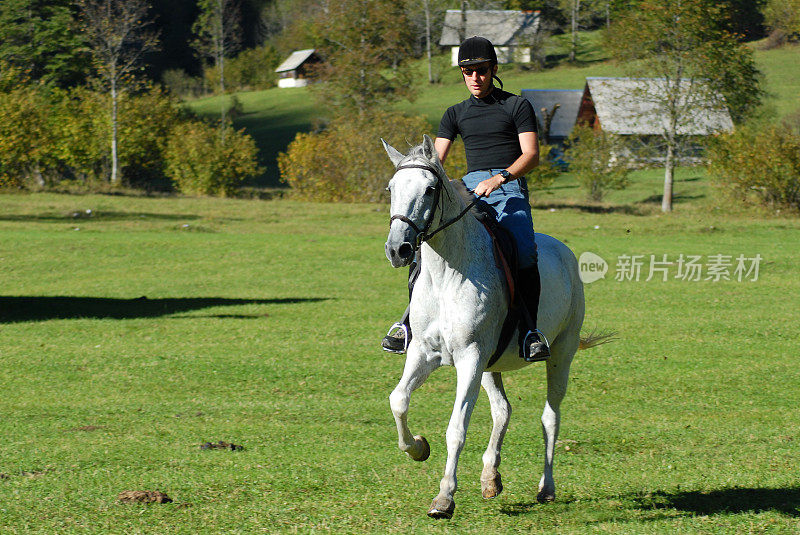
[480,371,510,499]
[538,333,578,503]
[389,349,438,462]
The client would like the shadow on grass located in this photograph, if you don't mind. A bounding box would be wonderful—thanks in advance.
[634,487,800,518]
[0,211,203,223]
[639,193,705,205]
[499,487,800,521]
[0,296,328,323]
[535,202,645,215]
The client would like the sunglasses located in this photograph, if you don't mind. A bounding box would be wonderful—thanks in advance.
[461,66,490,76]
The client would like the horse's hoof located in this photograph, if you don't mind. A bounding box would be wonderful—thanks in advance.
[536,490,555,503]
[481,472,503,499]
[427,496,455,519]
[408,435,430,462]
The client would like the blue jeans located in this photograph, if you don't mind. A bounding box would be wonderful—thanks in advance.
[461,169,538,268]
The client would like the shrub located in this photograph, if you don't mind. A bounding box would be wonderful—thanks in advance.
[166,121,262,197]
[50,86,180,189]
[49,86,108,184]
[278,110,431,202]
[203,46,281,93]
[763,0,800,44]
[0,87,56,188]
[707,120,800,211]
[527,144,560,192]
[226,46,281,91]
[442,138,467,182]
[564,125,631,201]
[162,69,204,98]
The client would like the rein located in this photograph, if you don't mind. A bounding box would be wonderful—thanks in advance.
[389,161,480,250]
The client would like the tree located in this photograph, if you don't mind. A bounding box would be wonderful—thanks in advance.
[564,125,631,201]
[309,0,416,117]
[0,0,90,87]
[77,0,159,185]
[404,0,450,83]
[763,0,800,43]
[192,0,241,94]
[605,0,762,212]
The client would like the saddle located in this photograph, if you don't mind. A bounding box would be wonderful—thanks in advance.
[450,180,529,366]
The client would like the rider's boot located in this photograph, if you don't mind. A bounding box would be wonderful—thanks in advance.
[381,258,420,354]
[382,305,410,353]
[518,264,550,362]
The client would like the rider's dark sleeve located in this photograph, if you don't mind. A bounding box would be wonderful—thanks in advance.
[437,106,458,140]
[513,98,538,134]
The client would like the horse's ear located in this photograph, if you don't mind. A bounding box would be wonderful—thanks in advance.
[381,138,405,168]
[422,134,437,162]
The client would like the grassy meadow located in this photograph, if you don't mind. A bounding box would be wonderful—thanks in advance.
[1,182,799,533]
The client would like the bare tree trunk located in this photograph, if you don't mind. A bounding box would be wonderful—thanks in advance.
[111,78,119,185]
[459,0,467,42]
[662,133,675,212]
[424,0,432,83]
[570,0,580,62]
[217,0,226,93]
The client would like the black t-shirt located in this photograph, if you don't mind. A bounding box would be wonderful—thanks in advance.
[437,87,538,174]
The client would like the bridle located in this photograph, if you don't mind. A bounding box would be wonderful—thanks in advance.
[389,161,480,251]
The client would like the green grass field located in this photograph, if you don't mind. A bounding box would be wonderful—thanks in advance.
[1,189,799,533]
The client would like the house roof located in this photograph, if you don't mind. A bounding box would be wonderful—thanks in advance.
[583,77,734,135]
[439,10,540,46]
[521,89,582,138]
[275,49,316,73]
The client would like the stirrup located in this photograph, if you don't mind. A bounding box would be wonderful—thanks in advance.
[382,322,409,354]
[522,329,550,362]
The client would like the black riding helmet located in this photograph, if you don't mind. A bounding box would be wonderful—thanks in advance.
[457,35,503,89]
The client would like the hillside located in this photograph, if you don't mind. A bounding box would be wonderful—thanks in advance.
[185,41,800,189]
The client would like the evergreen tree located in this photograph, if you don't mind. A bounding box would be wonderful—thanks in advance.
[0,0,90,87]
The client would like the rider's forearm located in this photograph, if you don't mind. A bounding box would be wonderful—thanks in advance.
[434,137,452,165]
[504,150,539,181]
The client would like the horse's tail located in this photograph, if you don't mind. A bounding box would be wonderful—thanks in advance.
[578,328,618,350]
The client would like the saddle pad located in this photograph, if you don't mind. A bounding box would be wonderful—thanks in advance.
[478,221,526,367]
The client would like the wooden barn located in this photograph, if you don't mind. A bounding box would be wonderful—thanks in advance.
[439,10,540,66]
[576,77,734,161]
[520,89,583,145]
[274,49,320,88]
[577,77,733,135]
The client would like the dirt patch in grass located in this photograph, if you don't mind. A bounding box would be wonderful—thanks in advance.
[72,425,104,432]
[117,491,173,504]
[200,441,244,451]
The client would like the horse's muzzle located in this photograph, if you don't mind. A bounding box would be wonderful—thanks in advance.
[385,240,415,267]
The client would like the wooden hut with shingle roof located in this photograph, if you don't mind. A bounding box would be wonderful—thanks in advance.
[439,10,540,66]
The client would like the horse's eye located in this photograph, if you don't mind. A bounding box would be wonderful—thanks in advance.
[425,186,435,196]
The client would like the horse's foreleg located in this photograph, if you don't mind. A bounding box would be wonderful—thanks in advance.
[480,371,510,499]
[538,341,575,503]
[389,348,437,462]
[428,354,482,519]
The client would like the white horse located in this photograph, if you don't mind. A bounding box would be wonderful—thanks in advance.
[383,135,590,519]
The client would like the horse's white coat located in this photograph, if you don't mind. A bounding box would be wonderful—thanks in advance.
[383,135,585,518]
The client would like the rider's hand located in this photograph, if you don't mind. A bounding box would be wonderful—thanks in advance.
[474,174,505,197]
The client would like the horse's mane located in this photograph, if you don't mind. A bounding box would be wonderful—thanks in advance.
[398,144,448,181]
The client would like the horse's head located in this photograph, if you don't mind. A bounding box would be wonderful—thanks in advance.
[382,135,444,268]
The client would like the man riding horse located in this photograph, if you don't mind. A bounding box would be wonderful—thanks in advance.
[383,35,549,362]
